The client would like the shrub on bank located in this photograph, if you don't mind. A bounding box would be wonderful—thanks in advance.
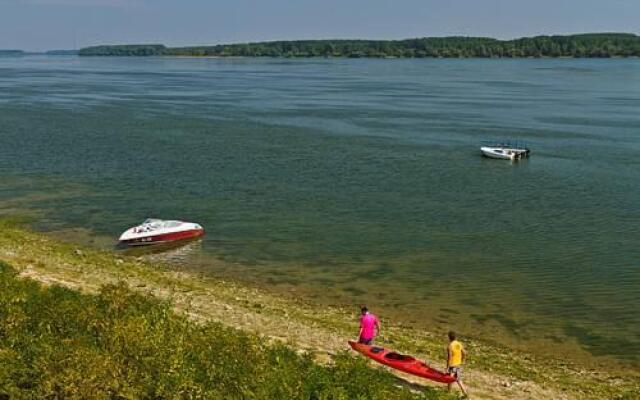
[0,261,448,399]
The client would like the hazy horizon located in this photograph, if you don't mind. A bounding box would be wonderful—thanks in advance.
[1,0,639,52]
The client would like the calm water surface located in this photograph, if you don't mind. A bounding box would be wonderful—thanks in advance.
[1,56,639,367]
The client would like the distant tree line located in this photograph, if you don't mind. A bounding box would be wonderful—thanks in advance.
[46,50,79,55]
[0,49,77,56]
[79,44,166,56]
[0,50,24,56]
[79,33,640,58]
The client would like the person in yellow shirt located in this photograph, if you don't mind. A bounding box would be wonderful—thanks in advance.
[446,330,469,397]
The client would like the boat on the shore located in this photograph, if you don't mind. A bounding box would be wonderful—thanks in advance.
[348,340,455,384]
[480,140,531,160]
[118,219,204,246]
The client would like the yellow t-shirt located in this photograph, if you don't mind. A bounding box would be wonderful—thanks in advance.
[448,340,464,366]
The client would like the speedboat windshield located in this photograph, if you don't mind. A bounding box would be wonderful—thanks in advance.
[140,219,183,229]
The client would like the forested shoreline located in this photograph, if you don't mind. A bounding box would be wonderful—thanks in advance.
[78,33,640,58]
[0,50,24,56]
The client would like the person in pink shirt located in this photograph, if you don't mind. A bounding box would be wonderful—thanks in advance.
[358,306,380,344]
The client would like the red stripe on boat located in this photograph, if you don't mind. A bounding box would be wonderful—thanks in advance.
[121,228,204,245]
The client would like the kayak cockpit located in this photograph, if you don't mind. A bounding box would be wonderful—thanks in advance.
[385,352,415,362]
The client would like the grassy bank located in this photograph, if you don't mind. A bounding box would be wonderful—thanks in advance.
[0,219,637,399]
[0,262,445,399]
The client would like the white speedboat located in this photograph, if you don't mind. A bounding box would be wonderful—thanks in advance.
[119,219,204,246]
[480,141,530,160]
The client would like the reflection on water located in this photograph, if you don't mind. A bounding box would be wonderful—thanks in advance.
[121,239,203,265]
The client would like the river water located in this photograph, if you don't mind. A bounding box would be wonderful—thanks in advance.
[1,55,638,368]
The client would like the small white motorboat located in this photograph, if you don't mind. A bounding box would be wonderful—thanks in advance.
[119,219,204,246]
[480,141,531,160]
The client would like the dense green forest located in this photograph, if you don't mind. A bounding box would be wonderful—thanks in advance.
[0,261,448,399]
[78,33,640,58]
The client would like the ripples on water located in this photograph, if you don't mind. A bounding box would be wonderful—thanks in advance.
[0,56,638,367]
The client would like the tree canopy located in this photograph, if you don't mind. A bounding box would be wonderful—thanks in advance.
[79,44,166,56]
[79,34,640,58]
[0,50,24,56]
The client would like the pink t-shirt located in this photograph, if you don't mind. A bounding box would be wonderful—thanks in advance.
[360,313,378,340]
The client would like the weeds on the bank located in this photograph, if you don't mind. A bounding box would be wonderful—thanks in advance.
[0,261,449,399]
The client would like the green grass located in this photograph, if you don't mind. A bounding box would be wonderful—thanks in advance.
[0,219,638,399]
[0,261,450,399]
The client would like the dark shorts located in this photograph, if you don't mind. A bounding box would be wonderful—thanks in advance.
[358,338,373,345]
[447,366,462,381]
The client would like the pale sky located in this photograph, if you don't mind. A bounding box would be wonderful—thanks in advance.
[1,0,639,51]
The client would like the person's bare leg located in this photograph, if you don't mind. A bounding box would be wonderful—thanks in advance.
[457,380,468,397]
[447,382,452,392]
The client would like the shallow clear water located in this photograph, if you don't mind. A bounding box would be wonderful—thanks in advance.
[1,55,639,367]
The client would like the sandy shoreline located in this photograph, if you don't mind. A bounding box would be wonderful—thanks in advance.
[0,221,637,399]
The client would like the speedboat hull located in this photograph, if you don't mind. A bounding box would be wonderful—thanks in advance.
[119,219,204,246]
[120,228,204,246]
[481,146,529,160]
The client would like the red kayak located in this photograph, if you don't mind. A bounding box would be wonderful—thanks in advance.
[348,340,455,384]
